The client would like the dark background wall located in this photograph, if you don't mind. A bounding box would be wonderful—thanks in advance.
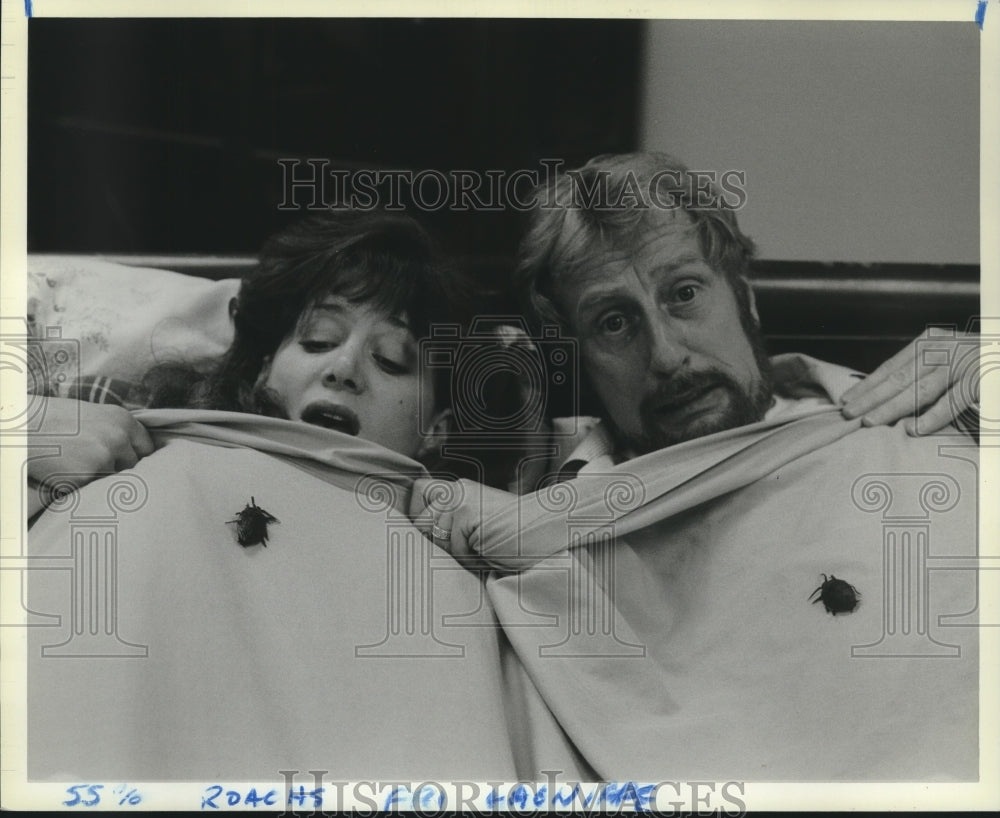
[28,17,643,264]
[27,18,979,376]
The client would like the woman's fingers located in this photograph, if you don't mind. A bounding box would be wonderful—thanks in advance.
[128,417,156,458]
[28,399,157,491]
[409,477,468,556]
[431,509,464,555]
[408,477,518,568]
[408,477,432,520]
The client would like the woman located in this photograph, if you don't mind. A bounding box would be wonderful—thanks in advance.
[27,209,479,515]
[25,209,563,782]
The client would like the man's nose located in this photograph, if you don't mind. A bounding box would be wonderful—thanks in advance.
[647,320,689,375]
[322,346,363,393]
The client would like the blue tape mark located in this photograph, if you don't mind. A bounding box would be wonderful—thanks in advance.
[976,0,988,30]
[24,0,32,18]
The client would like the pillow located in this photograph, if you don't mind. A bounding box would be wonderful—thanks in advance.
[27,256,239,399]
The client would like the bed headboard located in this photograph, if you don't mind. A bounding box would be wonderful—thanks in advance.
[93,254,980,376]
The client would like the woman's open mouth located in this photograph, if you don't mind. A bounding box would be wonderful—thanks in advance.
[300,402,361,436]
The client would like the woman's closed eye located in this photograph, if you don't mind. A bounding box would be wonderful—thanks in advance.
[373,352,411,375]
[300,340,337,352]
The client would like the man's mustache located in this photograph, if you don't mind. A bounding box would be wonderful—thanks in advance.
[640,369,737,415]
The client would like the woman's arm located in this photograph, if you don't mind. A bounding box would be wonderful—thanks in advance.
[27,397,155,517]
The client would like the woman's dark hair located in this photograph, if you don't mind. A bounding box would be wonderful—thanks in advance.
[143,210,474,418]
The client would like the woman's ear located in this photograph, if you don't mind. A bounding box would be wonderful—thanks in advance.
[416,408,453,460]
[741,276,760,326]
[253,355,273,391]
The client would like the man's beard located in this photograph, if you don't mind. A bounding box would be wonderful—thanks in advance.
[607,326,775,457]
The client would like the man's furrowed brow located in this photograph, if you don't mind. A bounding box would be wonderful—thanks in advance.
[646,253,708,276]
[577,286,632,317]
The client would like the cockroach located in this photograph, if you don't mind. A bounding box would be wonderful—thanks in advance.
[227,496,279,547]
[810,573,860,615]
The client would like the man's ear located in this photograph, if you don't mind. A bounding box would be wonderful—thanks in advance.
[228,297,239,321]
[416,408,453,460]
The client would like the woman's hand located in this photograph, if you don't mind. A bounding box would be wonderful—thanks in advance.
[27,398,155,515]
[840,330,980,435]
[408,477,518,569]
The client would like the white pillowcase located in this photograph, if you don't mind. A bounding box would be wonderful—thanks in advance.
[27,255,239,395]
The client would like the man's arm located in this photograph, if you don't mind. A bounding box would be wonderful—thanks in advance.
[840,330,979,436]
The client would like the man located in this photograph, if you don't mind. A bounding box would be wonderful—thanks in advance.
[513,150,977,478]
[410,152,979,780]
[416,150,977,524]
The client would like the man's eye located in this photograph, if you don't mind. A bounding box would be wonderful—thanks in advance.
[374,354,409,375]
[598,312,631,336]
[672,284,700,304]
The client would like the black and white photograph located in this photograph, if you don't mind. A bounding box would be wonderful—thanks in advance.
[1,0,997,812]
